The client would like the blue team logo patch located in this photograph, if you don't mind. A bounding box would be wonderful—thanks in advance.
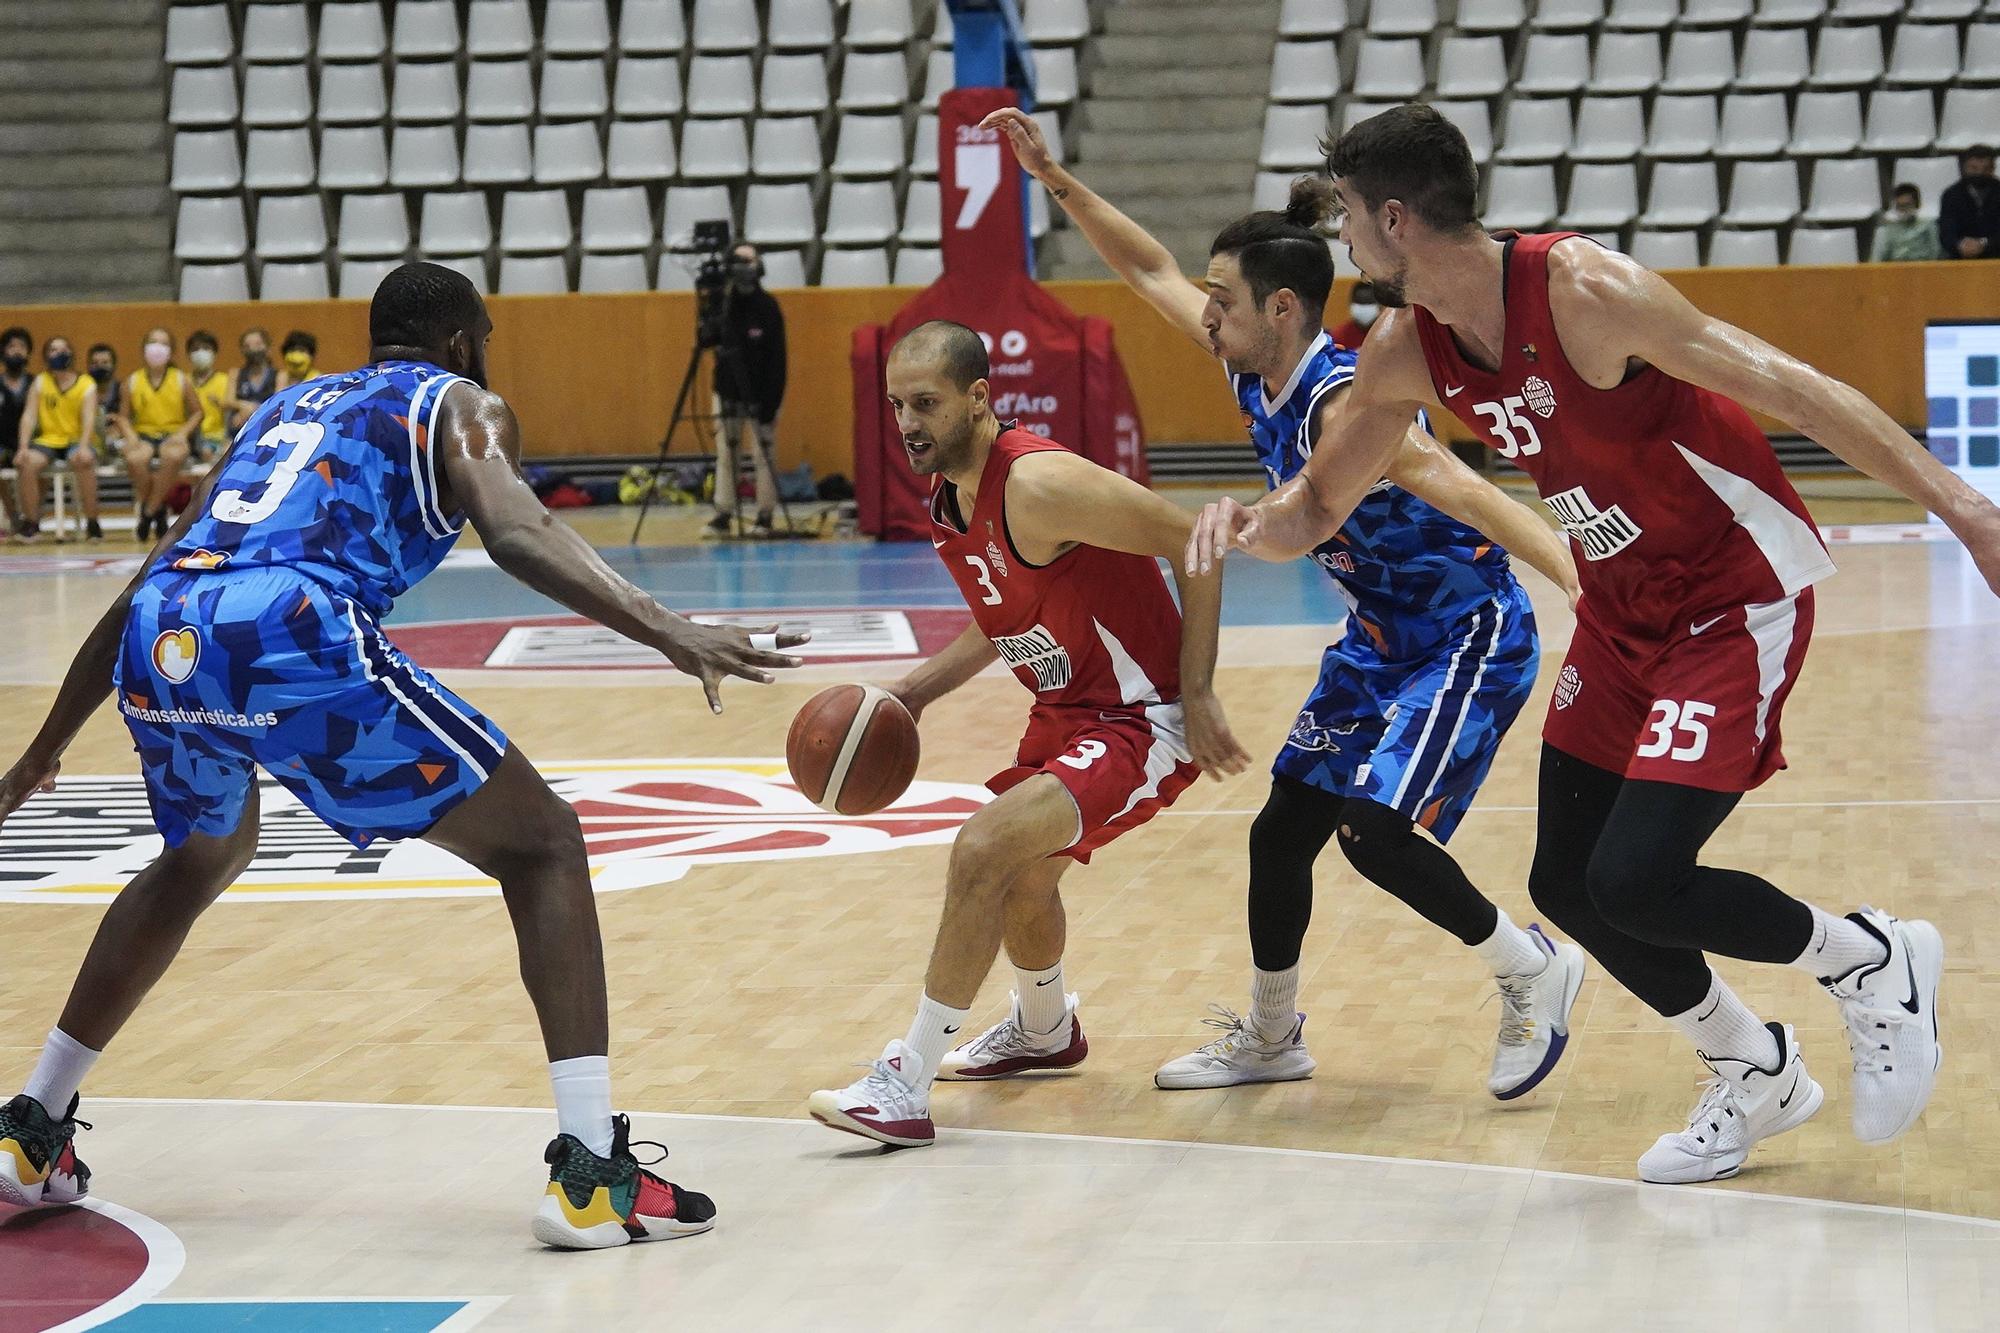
[1286,712,1362,753]
[150,628,200,684]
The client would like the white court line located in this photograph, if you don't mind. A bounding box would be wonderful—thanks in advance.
[86,1095,2000,1234]
[45,1197,189,1333]
[1159,795,2000,816]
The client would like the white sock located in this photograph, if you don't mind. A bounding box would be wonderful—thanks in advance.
[901,994,971,1090]
[1013,959,1068,1035]
[1794,906,1889,982]
[1472,909,1548,979]
[1666,973,1781,1070]
[23,1028,99,1114]
[1250,965,1300,1043]
[549,1055,614,1157]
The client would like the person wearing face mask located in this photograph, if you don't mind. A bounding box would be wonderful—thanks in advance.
[185,331,231,462]
[278,329,319,388]
[14,336,104,542]
[706,243,787,538]
[0,327,32,536]
[1871,184,1946,263]
[122,326,202,543]
[1330,280,1382,348]
[1939,146,2000,261]
[231,327,276,433]
[87,344,126,452]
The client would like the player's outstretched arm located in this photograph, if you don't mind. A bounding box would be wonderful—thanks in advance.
[1386,426,1582,608]
[1556,242,2000,594]
[435,384,806,713]
[0,440,235,825]
[1009,454,1251,777]
[886,622,999,723]
[1188,317,1428,575]
[980,107,1211,350]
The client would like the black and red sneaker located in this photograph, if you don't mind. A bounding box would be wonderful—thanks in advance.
[531,1114,716,1250]
[0,1093,91,1208]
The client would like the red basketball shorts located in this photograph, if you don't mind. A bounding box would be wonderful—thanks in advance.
[1543,588,1815,793]
[988,701,1199,863]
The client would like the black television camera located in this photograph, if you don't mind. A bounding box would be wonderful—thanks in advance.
[689,218,745,351]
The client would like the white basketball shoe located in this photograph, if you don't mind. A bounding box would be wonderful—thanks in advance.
[1638,1022,1824,1184]
[806,1041,935,1148]
[1153,1005,1316,1090]
[1488,924,1588,1101]
[935,991,1088,1080]
[1823,907,1944,1144]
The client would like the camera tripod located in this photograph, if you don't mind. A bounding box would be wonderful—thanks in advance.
[629,331,802,545]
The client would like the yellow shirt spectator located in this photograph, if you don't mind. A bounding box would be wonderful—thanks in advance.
[128,366,193,439]
[191,368,231,441]
[32,372,91,448]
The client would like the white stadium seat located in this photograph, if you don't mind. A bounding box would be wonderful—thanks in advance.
[500,256,570,295]
[166,5,233,66]
[242,63,311,127]
[1497,99,1573,164]
[258,261,330,300]
[822,180,899,245]
[1278,0,1349,38]
[532,122,604,184]
[1707,228,1781,267]
[1561,163,1640,230]
[176,196,248,261]
[466,0,534,58]
[893,245,943,286]
[1572,97,1645,162]
[392,0,460,58]
[318,126,390,190]
[743,182,819,247]
[820,247,892,287]
[392,61,461,123]
[901,179,941,244]
[254,194,328,260]
[465,60,534,122]
[244,128,315,192]
[1270,41,1340,104]
[240,4,309,62]
[500,189,573,253]
[581,187,653,251]
[420,193,494,256]
[1628,229,1702,269]
[607,119,678,181]
[845,0,915,48]
[171,67,237,126]
[1483,165,1558,232]
[544,0,614,56]
[693,0,760,52]
[1787,92,1863,157]
[1517,34,1591,97]
[613,57,683,116]
[461,122,532,185]
[1644,96,1719,159]
[319,64,388,124]
[1640,161,1722,228]
[767,0,835,49]
[339,258,402,300]
[618,0,687,54]
[1735,28,1810,92]
[429,255,490,294]
[761,53,832,115]
[1788,227,1859,265]
[1591,33,1662,95]
[687,55,757,117]
[1721,160,1802,227]
[1661,31,1734,94]
[540,59,610,120]
[578,252,650,293]
[832,115,908,178]
[389,124,462,188]
[1352,39,1424,100]
[1716,93,1789,159]
[754,116,827,178]
[318,2,388,61]
[171,130,241,193]
[678,118,751,179]
[337,194,410,258]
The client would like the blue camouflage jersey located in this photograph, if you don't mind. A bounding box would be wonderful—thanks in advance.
[156,360,471,617]
[1231,333,1517,661]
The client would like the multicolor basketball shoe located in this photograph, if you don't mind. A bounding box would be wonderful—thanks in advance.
[531,1114,717,1250]
[0,1093,91,1208]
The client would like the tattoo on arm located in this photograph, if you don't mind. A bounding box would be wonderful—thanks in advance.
[1050,186,1069,201]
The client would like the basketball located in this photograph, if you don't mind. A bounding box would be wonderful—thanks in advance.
[786,684,920,816]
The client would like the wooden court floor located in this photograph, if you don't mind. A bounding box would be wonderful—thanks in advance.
[2,494,1998,1223]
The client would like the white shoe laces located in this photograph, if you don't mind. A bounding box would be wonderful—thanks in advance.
[1192,1003,1266,1058]
[1838,1000,1906,1077]
[854,1057,917,1106]
[964,1014,1035,1060]
[1669,1077,1739,1149]
[1492,974,1538,1048]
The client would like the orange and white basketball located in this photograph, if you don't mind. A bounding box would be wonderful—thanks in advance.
[786,684,921,816]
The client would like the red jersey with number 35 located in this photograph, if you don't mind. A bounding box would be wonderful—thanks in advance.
[1409,232,1835,642]
[930,425,1184,710]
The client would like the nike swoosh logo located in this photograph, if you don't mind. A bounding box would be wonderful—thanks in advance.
[1444,384,1466,398]
[1690,614,1727,636]
[1035,977,1059,986]
[1779,1074,1801,1109]
[943,1025,961,1035]
[1900,953,1921,1015]
[1695,995,1721,1022]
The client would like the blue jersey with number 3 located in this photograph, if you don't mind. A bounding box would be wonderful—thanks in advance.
[156,360,471,617]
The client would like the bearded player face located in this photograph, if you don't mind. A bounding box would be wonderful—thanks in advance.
[885,354,990,479]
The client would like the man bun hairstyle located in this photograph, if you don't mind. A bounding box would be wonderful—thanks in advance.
[1325,103,1481,234]
[1209,175,1338,323]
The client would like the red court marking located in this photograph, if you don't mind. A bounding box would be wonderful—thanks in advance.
[0,1204,153,1332]
[389,608,973,671]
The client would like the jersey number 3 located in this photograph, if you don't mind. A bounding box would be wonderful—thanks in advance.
[1470,397,1544,460]
[964,554,1003,606]
[212,421,325,525]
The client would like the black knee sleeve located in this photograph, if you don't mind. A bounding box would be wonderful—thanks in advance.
[1336,798,1499,946]
[1246,778,1342,972]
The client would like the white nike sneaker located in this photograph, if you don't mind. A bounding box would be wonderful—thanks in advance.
[806,1041,935,1148]
[1824,907,1945,1145]
[1638,1022,1824,1184]
[1153,1005,1316,1090]
[1488,923,1588,1101]
[936,991,1088,1081]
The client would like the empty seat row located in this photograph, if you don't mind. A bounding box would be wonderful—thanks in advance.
[167,50,963,126]
[174,179,978,263]
[1307,25,2000,104]
[1273,0,1982,38]
[178,242,946,302]
[1264,90,2000,168]
[1625,225,1874,268]
[166,0,931,66]
[1477,156,1938,232]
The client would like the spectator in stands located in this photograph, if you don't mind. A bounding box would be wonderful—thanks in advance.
[122,326,201,543]
[278,328,319,388]
[1872,183,1945,263]
[1939,145,2000,260]
[1329,281,1381,349]
[14,336,104,543]
[0,326,31,535]
[707,242,788,539]
[87,343,127,459]
[232,326,277,432]
[186,329,232,460]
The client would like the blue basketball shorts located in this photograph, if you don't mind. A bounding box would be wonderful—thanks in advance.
[114,567,509,849]
[1271,586,1539,843]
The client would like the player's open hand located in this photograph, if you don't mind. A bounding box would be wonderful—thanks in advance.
[1183,690,1252,780]
[1186,496,1269,575]
[0,755,60,827]
[979,107,1056,182]
[663,621,810,714]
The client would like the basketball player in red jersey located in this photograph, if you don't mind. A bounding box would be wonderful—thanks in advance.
[808,320,1252,1147]
[1196,105,2000,1184]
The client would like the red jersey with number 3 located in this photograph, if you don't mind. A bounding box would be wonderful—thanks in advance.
[1409,232,1835,643]
[930,425,1184,710]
